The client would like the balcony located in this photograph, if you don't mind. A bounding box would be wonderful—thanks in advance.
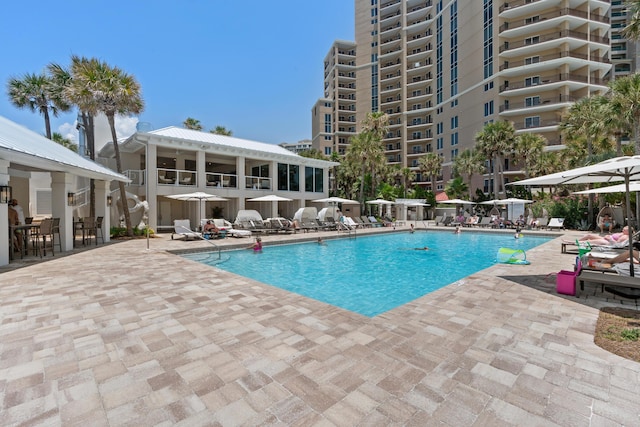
[158,169,196,186]
[499,8,609,34]
[205,173,237,189]
[499,73,608,92]
[499,51,610,72]
[499,95,576,114]
[245,176,272,190]
[499,29,610,54]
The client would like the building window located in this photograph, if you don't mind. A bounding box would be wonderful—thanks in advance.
[525,96,540,107]
[525,116,540,128]
[277,163,300,191]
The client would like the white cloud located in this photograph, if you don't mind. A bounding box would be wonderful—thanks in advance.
[115,115,138,139]
[58,121,79,143]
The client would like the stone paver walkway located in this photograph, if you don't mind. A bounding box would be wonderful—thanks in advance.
[1,227,639,426]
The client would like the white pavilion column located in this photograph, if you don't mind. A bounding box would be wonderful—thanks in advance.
[146,143,158,231]
[0,160,10,266]
[197,150,206,221]
[51,172,75,252]
[94,180,110,242]
[236,156,246,211]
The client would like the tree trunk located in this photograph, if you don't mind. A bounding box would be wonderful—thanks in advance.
[43,108,52,140]
[107,113,133,236]
[492,157,500,198]
[81,113,97,218]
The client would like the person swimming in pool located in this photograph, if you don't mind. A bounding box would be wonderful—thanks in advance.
[413,246,430,251]
[248,237,262,251]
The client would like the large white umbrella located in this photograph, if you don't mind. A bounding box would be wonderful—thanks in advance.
[439,198,475,205]
[313,196,359,204]
[572,182,640,195]
[248,195,293,202]
[166,192,228,228]
[248,194,293,219]
[512,156,640,276]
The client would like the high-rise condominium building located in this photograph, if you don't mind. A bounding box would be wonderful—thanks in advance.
[312,0,613,195]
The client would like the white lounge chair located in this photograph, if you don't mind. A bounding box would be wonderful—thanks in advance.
[547,218,565,230]
[212,218,252,238]
[171,219,201,240]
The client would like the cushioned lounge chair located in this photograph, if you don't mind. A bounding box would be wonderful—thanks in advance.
[171,219,201,240]
[212,218,252,238]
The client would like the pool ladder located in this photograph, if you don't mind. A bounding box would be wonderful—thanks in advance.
[336,222,357,238]
[195,234,222,259]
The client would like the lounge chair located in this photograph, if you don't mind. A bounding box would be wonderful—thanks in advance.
[477,216,492,227]
[358,216,373,227]
[212,218,252,238]
[546,218,565,230]
[171,219,201,240]
[368,216,384,227]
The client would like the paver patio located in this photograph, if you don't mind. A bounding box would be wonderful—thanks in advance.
[1,227,639,426]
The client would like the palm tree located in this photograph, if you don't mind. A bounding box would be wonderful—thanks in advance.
[210,125,232,136]
[360,111,388,140]
[623,0,640,40]
[445,176,468,199]
[345,130,386,203]
[70,57,144,236]
[513,133,546,179]
[52,132,78,152]
[475,120,516,198]
[400,167,416,198]
[6,72,70,139]
[453,148,484,197]
[560,96,607,158]
[608,73,640,154]
[183,117,202,130]
[418,152,442,194]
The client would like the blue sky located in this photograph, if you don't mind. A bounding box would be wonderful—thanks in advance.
[0,1,354,145]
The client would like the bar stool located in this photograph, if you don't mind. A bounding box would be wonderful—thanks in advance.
[39,218,55,256]
[52,218,62,252]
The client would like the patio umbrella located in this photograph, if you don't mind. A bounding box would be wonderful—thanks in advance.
[166,191,228,229]
[248,194,293,219]
[312,196,359,204]
[512,156,640,276]
[247,195,293,202]
[439,198,475,205]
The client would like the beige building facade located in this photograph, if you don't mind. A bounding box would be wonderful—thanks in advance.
[313,0,613,195]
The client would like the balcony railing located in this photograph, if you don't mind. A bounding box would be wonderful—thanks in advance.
[124,169,145,186]
[500,29,609,53]
[499,73,607,92]
[500,50,610,71]
[157,168,196,186]
[498,95,576,112]
[499,8,609,33]
[205,173,237,189]
[245,176,272,190]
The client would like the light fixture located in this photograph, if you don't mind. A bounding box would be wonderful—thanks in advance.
[67,192,76,206]
[0,185,11,204]
[106,195,113,206]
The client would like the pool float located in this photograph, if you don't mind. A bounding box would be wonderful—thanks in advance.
[496,247,530,265]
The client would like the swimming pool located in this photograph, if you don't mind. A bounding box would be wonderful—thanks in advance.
[183,231,551,317]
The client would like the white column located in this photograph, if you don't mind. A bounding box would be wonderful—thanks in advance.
[237,156,245,211]
[197,150,206,221]
[95,180,110,242]
[51,172,74,252]
[0,160,10,266]
[146,143,158,231]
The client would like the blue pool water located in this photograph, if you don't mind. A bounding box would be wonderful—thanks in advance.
[183,231,551,317]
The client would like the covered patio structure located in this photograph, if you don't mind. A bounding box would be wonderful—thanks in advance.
[0,115,128,266]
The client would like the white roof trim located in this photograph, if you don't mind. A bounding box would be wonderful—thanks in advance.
[104,126,338,168]
[0,116,128,182]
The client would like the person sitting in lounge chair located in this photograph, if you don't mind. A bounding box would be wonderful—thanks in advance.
[576,226,629,246]
[203,220,220,239]
[598,213,614,234]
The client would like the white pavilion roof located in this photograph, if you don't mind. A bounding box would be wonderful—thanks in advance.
[0,115,128,182]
